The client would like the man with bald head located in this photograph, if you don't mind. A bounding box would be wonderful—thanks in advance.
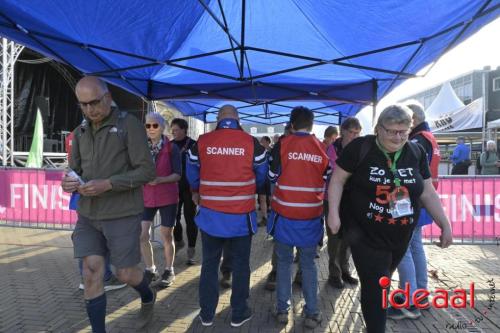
[61,76,156,332]
[187,104,268,328]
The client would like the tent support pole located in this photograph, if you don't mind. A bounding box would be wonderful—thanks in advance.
[372,80,378,127]
[239,0,246,80]
[481,70,488,153]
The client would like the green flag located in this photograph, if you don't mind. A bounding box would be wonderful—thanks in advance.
[26,108,44,168]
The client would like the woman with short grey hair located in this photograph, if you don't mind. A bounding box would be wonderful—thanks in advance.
[327,104,452,332]
[376,104,413,128]
[141,112,182,288]
[480,140,500,175]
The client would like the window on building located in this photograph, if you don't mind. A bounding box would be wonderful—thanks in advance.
[493,77,500,92]
[250,127,257,134]
[267,127,274,133]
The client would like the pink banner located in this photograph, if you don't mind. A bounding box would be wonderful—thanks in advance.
[1,169,499,239]
[422,176,500,240]
[0,168,76,225]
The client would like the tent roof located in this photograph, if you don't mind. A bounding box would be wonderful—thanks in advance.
[424,81,465,118]
[0,0,498,123]
[488,118,500,129]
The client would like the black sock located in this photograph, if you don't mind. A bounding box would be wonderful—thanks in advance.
[85,293,106,333]
[133,275,154,303]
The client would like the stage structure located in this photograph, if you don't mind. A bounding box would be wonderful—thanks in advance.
[0,37,23,166]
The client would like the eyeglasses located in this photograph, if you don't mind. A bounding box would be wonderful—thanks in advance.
[145,123,159,129]
[379,124,409,137]
[78,94,107,109]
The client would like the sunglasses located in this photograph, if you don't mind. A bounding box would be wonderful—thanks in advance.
[78,94,106,109]
[145,123,159,129]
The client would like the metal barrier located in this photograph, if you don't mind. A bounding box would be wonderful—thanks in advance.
[0,167,162,234]
[1,167,499,244]
[422,175,500,245]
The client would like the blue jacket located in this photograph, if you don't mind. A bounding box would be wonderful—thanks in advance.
[186,119,268,238]
[267,132,330,247]
[451,143,470,165]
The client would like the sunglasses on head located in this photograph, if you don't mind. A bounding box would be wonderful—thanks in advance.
[145,123,159,129]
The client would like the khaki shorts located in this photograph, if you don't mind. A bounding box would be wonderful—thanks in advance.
[72,213,141,268]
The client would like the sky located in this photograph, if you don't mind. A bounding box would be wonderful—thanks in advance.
[313,17,500,138]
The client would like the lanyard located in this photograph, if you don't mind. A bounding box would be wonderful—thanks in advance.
[376,139,403,187]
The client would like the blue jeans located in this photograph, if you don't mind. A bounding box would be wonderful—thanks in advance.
[275,240,318,315]
[79,253,113,281]
[397,226,428,305]
[199,231,251,321]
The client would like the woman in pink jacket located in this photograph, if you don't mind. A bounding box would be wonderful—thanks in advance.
[140,113,181,288]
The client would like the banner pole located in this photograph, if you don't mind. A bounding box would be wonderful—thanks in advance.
[481,70,487,153]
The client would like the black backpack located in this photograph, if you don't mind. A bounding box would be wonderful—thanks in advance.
[475,155,482,174]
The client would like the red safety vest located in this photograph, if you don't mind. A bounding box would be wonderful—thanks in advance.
[198,129,256,213]
[272,135,329,219]
[415,130,441,189]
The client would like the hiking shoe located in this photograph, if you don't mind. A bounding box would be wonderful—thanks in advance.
[186,247,196,265]
[198,314,213,327]
[273,310,289,324]
[387,306,421,320]
[231,309,253,327]
[265,271,277,291]
[136,288,156,329]
[158,269,175,288]
[342,273,359,285]
[392,293,430,309]
[220,271,232,289]
[293,270,302,287]
[418,297,431,310]
[144,269,160,286]
[104,275,127,292]
[304,313,322,329]
[328,276,345,289]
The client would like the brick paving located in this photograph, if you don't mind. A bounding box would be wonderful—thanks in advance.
[0,225,498,333]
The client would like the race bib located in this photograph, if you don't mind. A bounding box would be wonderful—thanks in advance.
[390,198,413,218]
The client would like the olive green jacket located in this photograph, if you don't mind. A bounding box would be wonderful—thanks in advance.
[70,109,156,219]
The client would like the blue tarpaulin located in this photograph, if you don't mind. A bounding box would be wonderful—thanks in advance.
[0,0,498,123]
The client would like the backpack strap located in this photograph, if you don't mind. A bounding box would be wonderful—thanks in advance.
[356,135,376,169]
[405,140,422,163]
[115,111,128,147]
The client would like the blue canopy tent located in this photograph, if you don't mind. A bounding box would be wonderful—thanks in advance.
[0,0,498,123]
[169,100,360,125]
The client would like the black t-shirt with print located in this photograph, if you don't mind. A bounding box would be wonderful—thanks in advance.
[336,136,431,251]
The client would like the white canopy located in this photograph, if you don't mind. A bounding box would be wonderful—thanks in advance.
[488,118,500,130]
[425,81,465,119]
[428,98,483,133]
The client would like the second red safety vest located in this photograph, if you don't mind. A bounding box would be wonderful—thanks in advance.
[415,130,441,189]
[272,135,329,219]
[198,129,256,213]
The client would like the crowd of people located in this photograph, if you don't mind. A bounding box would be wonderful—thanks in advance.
[62,76,453,333]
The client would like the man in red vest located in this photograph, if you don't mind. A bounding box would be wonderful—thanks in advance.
[392,100,441,320]
[186,105,267,328]
[267,106,330,329]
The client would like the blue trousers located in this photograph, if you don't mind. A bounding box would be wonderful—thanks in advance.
[199,231,251,322]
